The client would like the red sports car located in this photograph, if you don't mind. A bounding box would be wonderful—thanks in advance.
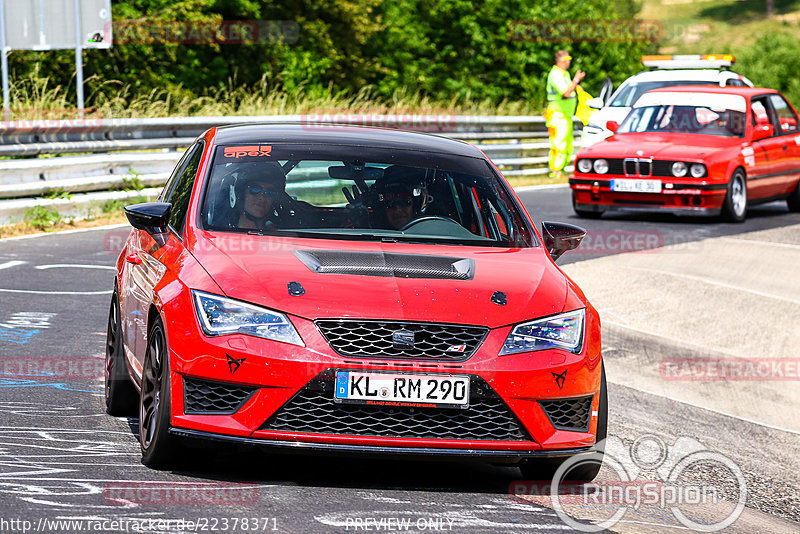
[105,124,605,480]
[570,86,800,221]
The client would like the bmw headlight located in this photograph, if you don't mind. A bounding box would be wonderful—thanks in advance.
[499,309,585,355]
[192,291,304,346]
[690,163,706,178]
[671,161,688,177]
[593,159,609,174]
[576,159,593,173]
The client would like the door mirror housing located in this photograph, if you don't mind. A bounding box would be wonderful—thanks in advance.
[125,202,172,246]
[606,120,620,133]
[542,221,586,261]
[599,77,614,105]
[587,97,604,110]
[752,123,773,141]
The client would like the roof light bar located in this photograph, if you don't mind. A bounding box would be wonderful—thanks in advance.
[641,54,735,70]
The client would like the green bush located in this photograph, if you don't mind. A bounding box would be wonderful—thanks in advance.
[24,206,62,230]
[735,32,800,105]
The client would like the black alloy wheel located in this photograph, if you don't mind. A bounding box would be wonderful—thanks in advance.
[139,317,176,467]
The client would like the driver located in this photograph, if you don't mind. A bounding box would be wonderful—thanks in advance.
[375,166,428,230]
[232,162,287,230]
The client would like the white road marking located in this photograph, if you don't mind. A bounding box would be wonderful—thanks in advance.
[514,183,570,192]
[620,265,800,305]
[34,264,115,271]
[0,288,111,295]
[0,260,26,270]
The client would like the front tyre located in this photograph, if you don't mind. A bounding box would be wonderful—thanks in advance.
[787,179,800,212]
[140,317,176,467]
[519,364,607,482]
[721,170,747,222]
[105,290,138,416]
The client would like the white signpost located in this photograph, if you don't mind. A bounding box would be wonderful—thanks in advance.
[0,0,112,114]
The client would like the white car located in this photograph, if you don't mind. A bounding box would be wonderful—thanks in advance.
[581,55,753,147]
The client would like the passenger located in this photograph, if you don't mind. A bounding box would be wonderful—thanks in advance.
[375,166,428,230]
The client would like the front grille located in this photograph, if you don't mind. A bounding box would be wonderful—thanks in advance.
[606,159,625,175]
[316,319,488,362]
[652,160,674,177]
[183,377,258,415]
[261,373,530,441]
[539,396,592,432]
[624,158,652,177]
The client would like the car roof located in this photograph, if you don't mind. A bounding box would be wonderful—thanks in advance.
[212,123,482,158]
[647,85,777,98]
[627,69,746,83]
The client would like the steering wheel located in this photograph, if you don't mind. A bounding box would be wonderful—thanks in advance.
[399,216,461,232]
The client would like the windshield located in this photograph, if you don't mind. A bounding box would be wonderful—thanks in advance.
[199,144,535,247]
[617,104,746,137]
[609,80,718,108]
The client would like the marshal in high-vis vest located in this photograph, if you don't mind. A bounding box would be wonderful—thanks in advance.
[546,50,585,179]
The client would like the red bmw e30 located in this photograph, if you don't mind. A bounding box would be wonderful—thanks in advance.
[106,124,606,481]
[570,86,800,221]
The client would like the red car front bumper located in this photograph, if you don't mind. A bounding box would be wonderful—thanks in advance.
[571,177,727,215]
[164,290,603,460]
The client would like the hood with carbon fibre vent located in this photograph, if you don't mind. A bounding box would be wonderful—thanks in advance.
[293,250,475,280]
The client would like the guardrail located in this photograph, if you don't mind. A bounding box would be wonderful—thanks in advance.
[0,115,580,224]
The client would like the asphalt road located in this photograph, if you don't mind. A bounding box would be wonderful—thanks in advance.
[0,187,798,533]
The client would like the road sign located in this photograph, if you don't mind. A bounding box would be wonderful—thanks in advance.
[2,0,112,50]
[0,0,113,114]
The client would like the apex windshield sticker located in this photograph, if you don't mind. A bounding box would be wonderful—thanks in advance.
[223,145,273,159]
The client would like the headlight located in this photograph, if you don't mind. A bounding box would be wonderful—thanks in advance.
[577,159,593,173]
[192,291,304,346]
[671,161,688,177]
[593,159,609,174]
[499,309,585,355]
[690,163,706,178]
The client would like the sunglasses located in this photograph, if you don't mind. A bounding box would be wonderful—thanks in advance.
[386,197,412,208]
[247,184,279,198]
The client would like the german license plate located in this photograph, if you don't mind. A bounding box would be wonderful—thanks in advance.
[334,371,470,408]
[611,179,661,193]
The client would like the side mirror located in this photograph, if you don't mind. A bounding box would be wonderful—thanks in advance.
[606,121,619,133]
[542,221,586,261]
[752,123,773,141]
[125,202,172,246]
[599,76,614,105]
[587,97,604,110]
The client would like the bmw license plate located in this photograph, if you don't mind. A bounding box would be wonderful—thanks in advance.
[334,371,470,408]
[611,179,661,193]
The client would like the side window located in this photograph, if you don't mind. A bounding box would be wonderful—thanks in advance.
[159,148,194,202]
[166,142,205,236]
[725,78,745,87]
[751,99,772,127]
[768,94,799,134]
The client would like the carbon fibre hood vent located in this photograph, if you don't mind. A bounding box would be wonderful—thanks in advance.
[294,250,475,280]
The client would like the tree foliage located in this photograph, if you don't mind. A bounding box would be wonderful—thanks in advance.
[736,32,800,106]
[6,0,653,111]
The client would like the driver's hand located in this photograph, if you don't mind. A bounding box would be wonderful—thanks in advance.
[342,179,371,226]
